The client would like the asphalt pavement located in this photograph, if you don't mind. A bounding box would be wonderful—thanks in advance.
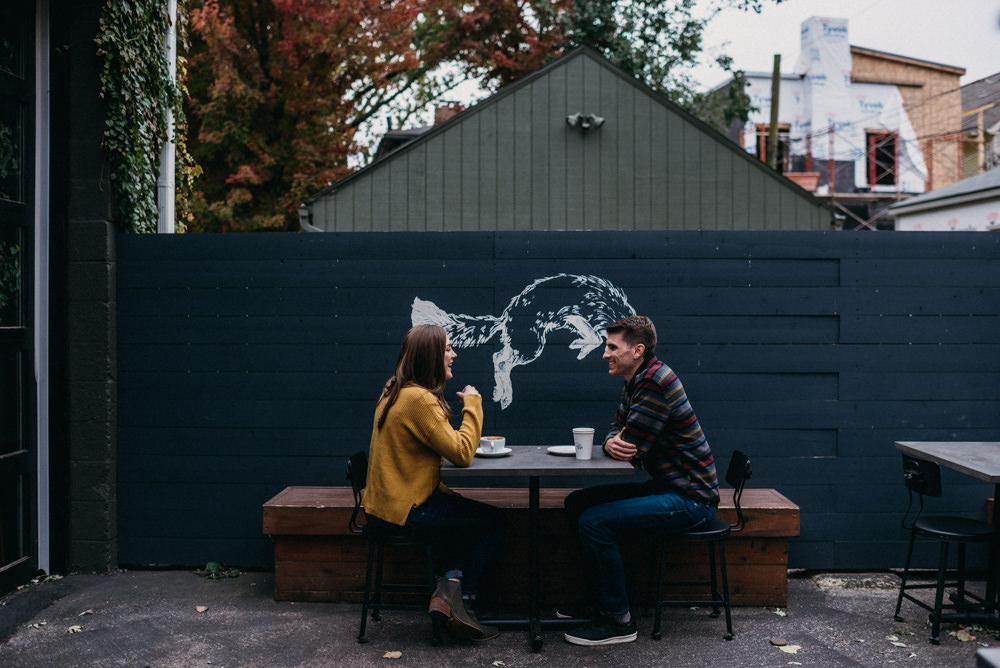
[1,569,998,667]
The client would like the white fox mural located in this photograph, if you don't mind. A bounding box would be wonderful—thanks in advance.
[411,273,636,409]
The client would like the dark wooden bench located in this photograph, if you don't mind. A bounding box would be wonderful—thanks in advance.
[263,486,800,607]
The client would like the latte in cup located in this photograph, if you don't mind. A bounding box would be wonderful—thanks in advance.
[480,436,506,453]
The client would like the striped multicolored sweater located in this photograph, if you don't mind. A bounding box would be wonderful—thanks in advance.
[606,356,719,506]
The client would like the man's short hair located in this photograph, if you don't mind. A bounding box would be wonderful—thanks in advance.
[605,315,656,357]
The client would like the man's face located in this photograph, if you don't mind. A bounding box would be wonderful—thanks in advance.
[603,331,644,378]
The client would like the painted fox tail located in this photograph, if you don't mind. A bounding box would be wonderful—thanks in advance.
[411,297,500,348]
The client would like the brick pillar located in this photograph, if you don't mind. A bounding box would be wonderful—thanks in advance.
[60,1,118,572]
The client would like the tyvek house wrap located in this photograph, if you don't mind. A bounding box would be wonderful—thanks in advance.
[742,16,928,194]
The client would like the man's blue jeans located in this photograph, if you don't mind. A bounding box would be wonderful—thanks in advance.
[565,482,717,616]
[365,491,503,595]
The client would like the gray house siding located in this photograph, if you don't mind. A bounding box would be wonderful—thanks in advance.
[302,48,830,232]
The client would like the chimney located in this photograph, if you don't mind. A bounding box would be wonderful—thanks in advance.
[435,104,464,125]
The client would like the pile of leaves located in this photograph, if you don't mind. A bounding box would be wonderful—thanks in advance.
[195,561,241,579]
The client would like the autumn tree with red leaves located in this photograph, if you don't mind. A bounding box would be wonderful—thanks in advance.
[185,0,461,231]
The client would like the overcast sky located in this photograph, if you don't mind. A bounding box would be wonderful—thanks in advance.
[693,0,1000,90]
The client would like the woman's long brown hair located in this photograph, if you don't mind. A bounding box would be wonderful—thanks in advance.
[377,324,452,429]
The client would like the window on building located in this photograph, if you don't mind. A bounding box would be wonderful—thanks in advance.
[866,131,898,187]
[755,123,791,173]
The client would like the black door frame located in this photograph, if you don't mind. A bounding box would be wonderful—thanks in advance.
[0,0,38,595]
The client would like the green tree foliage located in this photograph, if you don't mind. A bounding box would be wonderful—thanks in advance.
[184,0,782,232]
[96,0,185,233]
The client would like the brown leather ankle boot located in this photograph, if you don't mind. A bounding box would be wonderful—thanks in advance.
[428,576,484,639]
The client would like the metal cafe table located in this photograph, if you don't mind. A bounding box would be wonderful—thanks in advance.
[893,441,1000,614]
[442,444,634,651]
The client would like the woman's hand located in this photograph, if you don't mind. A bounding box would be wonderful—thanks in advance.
[456,385,480,403]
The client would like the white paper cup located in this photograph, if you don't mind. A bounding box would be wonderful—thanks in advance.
[480,436,505,453]
[573,428,595,460]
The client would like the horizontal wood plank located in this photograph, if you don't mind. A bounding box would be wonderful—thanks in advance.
[262,486,800,537]
[271,535,789,607]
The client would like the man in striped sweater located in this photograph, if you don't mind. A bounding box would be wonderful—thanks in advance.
[562,315,720,647]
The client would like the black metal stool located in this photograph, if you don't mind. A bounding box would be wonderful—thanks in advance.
[347,451,439,645]
[893,453,996,644]
[651,450,752,641]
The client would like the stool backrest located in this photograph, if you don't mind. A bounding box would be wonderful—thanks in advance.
[347,451,368,534]
[901,454,942,497]
[726,450,752,533]
[900,453,942,530]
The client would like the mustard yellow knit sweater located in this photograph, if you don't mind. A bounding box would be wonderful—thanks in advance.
[362,384,483,525]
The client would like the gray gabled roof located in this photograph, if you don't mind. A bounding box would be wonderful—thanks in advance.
[962,72,1000,135]
[304,46,823,208]
[301,45,830,232]
[889,167,1000,214]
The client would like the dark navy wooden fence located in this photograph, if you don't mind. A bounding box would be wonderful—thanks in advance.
[117,231,1000,571]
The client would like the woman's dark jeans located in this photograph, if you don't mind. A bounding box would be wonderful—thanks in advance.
[365,492,503,595]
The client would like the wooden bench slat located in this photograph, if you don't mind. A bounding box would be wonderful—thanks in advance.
[263,486,800,537]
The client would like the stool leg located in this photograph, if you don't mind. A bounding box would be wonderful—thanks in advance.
[425,544,441,646]
[930,540,950,645]
[706,541,721,618]
[894,529,918,621]
[652,538,667,640]
[717,540,733,640]
[372,542,386,621]
[956,542,968,608]
[358,540,377,643]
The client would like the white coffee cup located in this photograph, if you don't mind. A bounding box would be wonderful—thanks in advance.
[480,436,505,453]
[573,428,595,460]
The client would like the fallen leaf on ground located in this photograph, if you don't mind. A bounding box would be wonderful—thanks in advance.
[382,651,402,659]
[890,641,907,647]
[67,625,83,634]
[778,644,801,654]
[773,608,787,617]
[78,610,94,616]
[492,662,506,667]
[195,606,209,613]
[955,629,976,642]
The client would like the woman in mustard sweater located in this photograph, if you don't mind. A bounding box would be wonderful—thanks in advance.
[363,324,502,641]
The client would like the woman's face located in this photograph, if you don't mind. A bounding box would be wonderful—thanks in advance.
[444,336,457,380]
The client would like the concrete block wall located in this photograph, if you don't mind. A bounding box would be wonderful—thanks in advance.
[59,0,118,572]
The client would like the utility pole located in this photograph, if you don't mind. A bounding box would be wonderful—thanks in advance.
[768,54,781,171]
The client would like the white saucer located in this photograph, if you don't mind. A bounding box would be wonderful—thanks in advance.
[476,447,513,458]
[547,445,577,456]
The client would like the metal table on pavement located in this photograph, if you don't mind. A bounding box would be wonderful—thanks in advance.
[893,441,1000,614]
[442,445,635,651]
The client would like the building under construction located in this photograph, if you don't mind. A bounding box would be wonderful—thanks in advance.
[725,16,966,230]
